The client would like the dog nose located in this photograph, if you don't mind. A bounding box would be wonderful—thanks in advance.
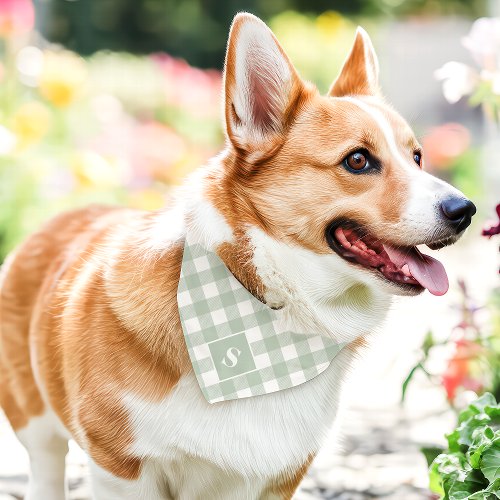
[441,197,476,233]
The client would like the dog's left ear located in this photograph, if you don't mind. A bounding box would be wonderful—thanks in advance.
[223,13,304,152]
[329,27,379,97]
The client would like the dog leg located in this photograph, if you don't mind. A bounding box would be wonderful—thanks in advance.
[89,459,167,500]
[16,412,69,500]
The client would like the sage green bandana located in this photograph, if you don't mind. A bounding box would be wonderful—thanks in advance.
[177,235,347,404]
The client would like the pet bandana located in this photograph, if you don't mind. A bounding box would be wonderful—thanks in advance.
[177,234,348,404]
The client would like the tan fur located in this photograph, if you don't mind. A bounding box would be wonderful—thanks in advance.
[0,206,190,479]
[329,28,379,97]
[266,453,315,498]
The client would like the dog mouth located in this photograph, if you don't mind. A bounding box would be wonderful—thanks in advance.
[326,221,451,296]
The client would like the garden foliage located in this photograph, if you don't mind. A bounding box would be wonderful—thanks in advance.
[430,393,500,499]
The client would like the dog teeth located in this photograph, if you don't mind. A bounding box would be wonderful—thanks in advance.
[335,228,352,248]
[401,264,412,277]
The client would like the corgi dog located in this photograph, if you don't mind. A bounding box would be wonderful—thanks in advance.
[0,12,476,500]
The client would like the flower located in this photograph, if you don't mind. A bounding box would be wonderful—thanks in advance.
[71,151,127,188]
[482,204,500,238]
[442,338,483,401]
[434,62,478,104]
[16,46,44,87]
[461,17,500,72]
[152,54,222,118]
[435,17,500,112]
[11,101,51,147]
[127,189,166,211]
[422,123,470,169]
[482,204,500,274]
[0,125,16,155]
[0,0,34,38]
[131,121,188,183]
[39,51,87,107]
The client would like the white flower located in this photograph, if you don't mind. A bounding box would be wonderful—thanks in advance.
[462,17,500,72]
[0,125,16,155]
[16,46,43,87]
[434,62,478,104]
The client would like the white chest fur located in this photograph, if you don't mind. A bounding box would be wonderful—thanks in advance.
[124,344,355,479]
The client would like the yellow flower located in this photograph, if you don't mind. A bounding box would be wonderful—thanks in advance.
[128,189,166,211]
[315,11,346,37]
[39,51,87,107]
[71,151,125,188]
[11,101,51,147]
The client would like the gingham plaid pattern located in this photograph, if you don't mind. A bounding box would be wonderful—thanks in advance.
[177,235,347,404]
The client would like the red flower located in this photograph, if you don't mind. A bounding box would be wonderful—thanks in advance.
[441,338,482,401]
[482,204,500,238]
[0,0,34,37]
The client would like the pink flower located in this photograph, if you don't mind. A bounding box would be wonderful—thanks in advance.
[422,123,471,169]
[151,54,222,118]
[130,121,187,183]
[0,0,34,37]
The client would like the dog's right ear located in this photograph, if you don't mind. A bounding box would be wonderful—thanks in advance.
[223,13,304,154]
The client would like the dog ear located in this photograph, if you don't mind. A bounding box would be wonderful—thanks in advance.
[329,27,379,97]
[223,13,304,153]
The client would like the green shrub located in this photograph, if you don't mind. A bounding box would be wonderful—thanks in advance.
[430,393,500,499]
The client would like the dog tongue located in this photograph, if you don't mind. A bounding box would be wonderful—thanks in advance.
[384,245,449,296]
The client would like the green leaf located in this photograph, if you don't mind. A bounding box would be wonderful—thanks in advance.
[457,393,497,425]
[468,427,497,469]
[485,405,500,420]
[422,445,446,467]
[468,478,500,499]
[430,457,446,496]
[444,468,488,499]
[401,362,423,402]
[485,478,500,498]
[454,420,486,449]
[454,412,495,449]
[481,439,500,482]
[448,428,463,453]
[433,452,471,479]
[429,394,500,499]
[470,394,498,414]
[423,330,436,356]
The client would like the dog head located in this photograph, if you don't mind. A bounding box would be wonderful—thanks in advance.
[220,13,475,297]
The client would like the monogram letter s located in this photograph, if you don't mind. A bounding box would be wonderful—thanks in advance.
[221,347,241,368]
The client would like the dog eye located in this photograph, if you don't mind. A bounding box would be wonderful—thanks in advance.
[413,152,422,167]
[345,151,368,171]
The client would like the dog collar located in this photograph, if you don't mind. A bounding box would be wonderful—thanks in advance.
[177,234,347,404]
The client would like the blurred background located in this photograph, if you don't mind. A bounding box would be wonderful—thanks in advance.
[0,0,499,499]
